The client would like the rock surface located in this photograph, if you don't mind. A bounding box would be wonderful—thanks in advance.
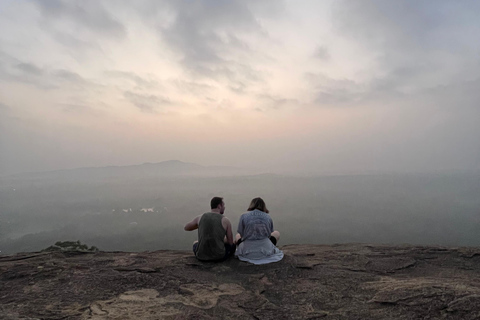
[1,244,480,319]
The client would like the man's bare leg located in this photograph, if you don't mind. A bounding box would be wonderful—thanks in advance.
[192,240,199,255]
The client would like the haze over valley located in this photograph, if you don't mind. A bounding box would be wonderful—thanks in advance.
[1,161,478,254]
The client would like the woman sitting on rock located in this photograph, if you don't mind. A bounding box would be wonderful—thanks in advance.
[235,197,283,264]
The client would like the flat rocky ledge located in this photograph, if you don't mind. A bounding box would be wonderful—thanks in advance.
[1,243,480,319]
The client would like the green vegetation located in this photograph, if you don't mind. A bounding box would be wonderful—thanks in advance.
[42,240,99,252]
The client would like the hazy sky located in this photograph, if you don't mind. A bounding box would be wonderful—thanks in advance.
[1,0,479,175]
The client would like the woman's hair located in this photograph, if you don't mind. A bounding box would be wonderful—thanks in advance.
[247,197,269,213]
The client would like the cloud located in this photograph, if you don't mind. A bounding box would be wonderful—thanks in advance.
[332,1,480,93]
[335,1,480,50]
[229,82,247,94]
[0,52,98,90]
[34,0,126,40]
[305,1,480,106]
[53,69,91,86]
[255,94,300,111]
[1,1,479,175]
[105,70,159,89]
[0,102,10,112]
[0,59,55,90]
[161,1,257,63]
[6,1,277,92]
[52,31,103,54]
[150,0,275,88]
[58,103,106,118]
[170,79,214,96]
[313,46,330,61]
[15,63,44,76]
[124,91,172,113]
[305,73,366,106]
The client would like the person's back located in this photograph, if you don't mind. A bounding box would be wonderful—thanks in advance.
[196,212,226,261]
[239,209,274,241]
[184,196,235,262]
[235,198,283,265]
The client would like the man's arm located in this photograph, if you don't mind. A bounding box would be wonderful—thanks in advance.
[184,215,201,231]
[222,217,234,245]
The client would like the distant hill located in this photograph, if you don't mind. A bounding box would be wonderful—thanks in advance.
[4,160,256,181]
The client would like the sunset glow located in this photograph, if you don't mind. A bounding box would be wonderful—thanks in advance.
[1,0,479,175]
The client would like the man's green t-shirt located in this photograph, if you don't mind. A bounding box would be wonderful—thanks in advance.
[196,212,225,261]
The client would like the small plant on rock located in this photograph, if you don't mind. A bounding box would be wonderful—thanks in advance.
[43,240,99,252]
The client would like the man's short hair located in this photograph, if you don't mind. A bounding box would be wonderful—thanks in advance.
[210,196,223,209]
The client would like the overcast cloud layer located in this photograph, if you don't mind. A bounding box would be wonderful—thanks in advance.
[1,0,479,175]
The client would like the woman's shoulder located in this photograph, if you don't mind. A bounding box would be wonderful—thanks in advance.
[237,211,247,219]
[243,209,271,220]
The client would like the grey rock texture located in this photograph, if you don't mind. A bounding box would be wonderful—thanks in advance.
[1,244,480,319]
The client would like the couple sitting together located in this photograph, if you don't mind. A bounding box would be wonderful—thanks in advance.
[184,197,284,265]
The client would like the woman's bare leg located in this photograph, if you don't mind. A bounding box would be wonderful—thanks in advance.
[271,230,280,242]
[235,233,242,244]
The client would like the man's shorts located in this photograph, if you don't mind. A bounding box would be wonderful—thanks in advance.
[193,242,236,261]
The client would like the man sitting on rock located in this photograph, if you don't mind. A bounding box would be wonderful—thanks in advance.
[184,196,235,261]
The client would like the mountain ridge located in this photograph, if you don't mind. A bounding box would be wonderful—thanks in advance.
[2,160,252,180]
